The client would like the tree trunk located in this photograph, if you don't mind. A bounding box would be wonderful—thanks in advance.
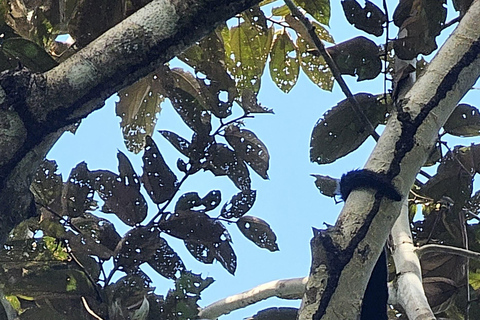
[298,0,480,318]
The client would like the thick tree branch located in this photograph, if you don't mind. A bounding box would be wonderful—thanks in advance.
[298,0,480,318]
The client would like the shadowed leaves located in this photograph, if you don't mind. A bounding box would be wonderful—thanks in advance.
[221,190,257,219]
[237,216,279,251]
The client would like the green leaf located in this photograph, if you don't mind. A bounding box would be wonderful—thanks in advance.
[237,216,279,251]
[221,190,257,219]
[293,0,331,25]
[326,36,382,81]
[310,93,388,164]
[116,72,164,154]
[1,37,57,72]
[272,4,291,16]
[269,30,299,93]
[225,7,273,93]
[443,104,480,137]
[142,136,178,204]
[296,36,334,91]
[224,125,269,179]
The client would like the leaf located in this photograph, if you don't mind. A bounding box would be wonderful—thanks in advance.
[310,93,387,164]
[237,216,279,251]
[114,227,184,279]
[116,72,164,154]
[311,174,339,198]
[285,15,334,45]
[269,30,300,93]
[184,239,236,274]
[159,130,191,157]
[206,143,252,191]
[240,89,274,114]
[293,0,331,25]
[296,35,334,91]
[1,37,57,72]
[341,0,386,36]
[202,190,222,211]
[92,152,148,226]
[392,0,447,59]
[64,162,97,217]
[225,6,273,93]
[30,160,63,213]
[272,4,291,16]
[142,136,178,204]
[175,192,203,211]
[225,125,269,179]
[326,36,382,81]
[213,240,237,275]
[158,210,230,243]
[221,190,257,219]
[443,104,480,137]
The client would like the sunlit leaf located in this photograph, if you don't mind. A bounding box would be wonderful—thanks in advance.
[237,216,279,251]
[296,36,334,91]
[116,73,164,154]
[293,0,331,25]
[269,30,299,93]
[224,7,273,93]
[272,4,291,16]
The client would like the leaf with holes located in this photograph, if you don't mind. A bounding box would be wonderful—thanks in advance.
[225,125,269,179]
[142,136,178,204]
[269,30,299,93]
[214,241,237,275]
[158,210,230,243]
[91,152,148,226]
[30,160,63,214]
[221,190,256,219]
[296,36,334,91]
[237,216,279,251]
[175,192,203,211]
[310,93,387,164]
[293,0,331,25]
[342,0,386,36]
[184,240,215,264]
[240,89,274,114]
[64,162,97,217]
[444,104,480,137]
[206,143,251,191]
[114,227,184,279]
[116,72,164,154]
[202,190,222,211]
[159,130,191,157]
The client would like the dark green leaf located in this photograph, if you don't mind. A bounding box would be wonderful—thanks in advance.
[310,93,387,164]
[237,216,279,251]
[444,104,480,137]
[225,125,269,179]
[159,130,191,157]
[221,190,257,219]
[142,136,178,204]
[1,38,57,72]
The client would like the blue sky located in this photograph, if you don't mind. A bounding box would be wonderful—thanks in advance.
[46,0,480,318]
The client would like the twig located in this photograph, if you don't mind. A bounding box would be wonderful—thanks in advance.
[416,244,480,260]
[284,0,380,141]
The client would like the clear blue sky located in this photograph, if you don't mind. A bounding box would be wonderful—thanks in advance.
[47,1,480,318]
